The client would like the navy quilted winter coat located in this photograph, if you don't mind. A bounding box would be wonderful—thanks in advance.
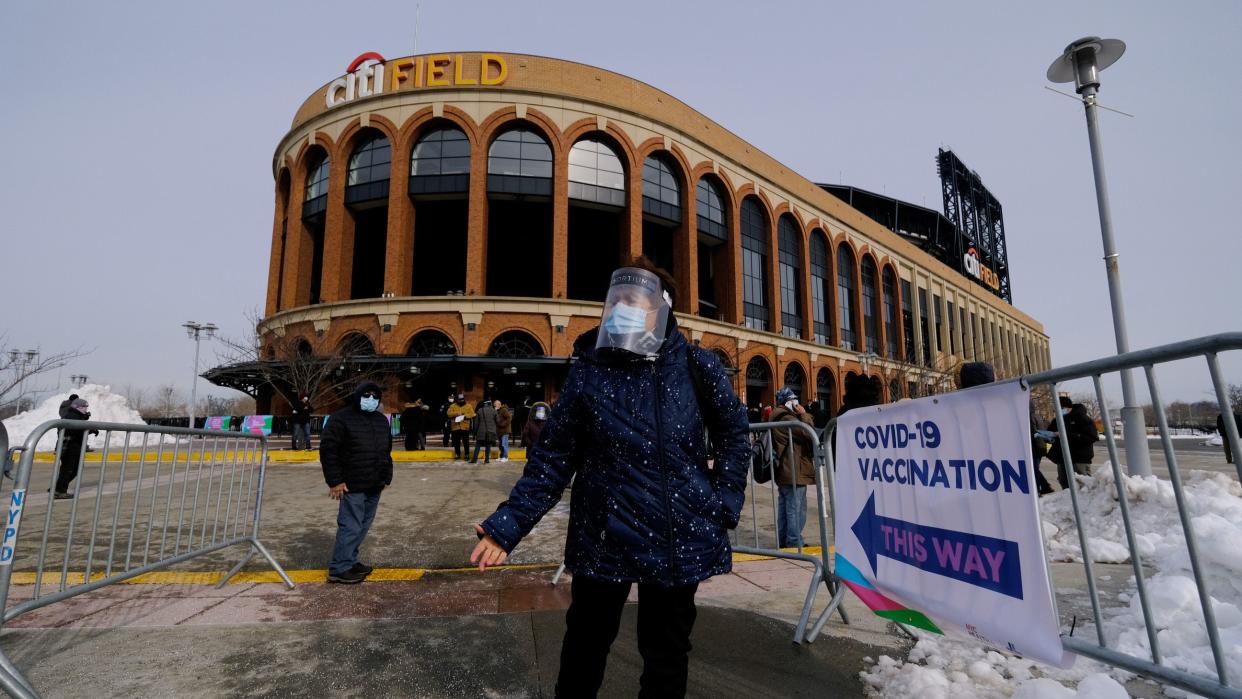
[479,321,751,586]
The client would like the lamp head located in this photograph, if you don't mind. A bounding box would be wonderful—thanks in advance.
[1047,36,1126,94]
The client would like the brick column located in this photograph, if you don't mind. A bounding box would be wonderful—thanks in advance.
[551,149,569,299]
[319,149,352,303]
[384,133,414,297]
[677,186,697,314]
[465,143,488,296]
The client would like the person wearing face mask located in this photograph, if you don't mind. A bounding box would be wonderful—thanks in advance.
[770,386,816,549]
[470,257,751,699]
[52,398,97,499]
[1046,395,1099,490]
[447,393,475,460]
[320,380,393,584]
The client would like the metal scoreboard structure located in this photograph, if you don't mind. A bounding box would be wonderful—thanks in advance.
[819,148,1012,304]
[936,148,1011,303]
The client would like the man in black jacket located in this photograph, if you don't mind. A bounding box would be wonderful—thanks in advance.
[1047,396,1099,489]
[290,394,313,450]
[1218,412,1242,464]
[321,380,393,584]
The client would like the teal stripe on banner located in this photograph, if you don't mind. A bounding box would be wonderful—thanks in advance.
[834,553,873,589]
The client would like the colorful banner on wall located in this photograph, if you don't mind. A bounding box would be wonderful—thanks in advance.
[204,416,232,431]
[241,415,273,436]
[833,382,1072,667]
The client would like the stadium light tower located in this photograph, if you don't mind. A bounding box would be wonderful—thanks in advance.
[1047,37,1152,477]
[182,321,218,431]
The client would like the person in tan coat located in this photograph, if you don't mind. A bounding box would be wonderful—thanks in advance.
[446,394,475,460]
[769,385,816,548]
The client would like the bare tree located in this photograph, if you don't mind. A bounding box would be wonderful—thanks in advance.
[214,309,386,410]
[0,336,90,415]
[197,394,256,417]
[121,383,148,415]
[147,384,183,419]
[1230,382,1242,416]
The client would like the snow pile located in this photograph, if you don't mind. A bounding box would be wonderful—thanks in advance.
[1040,465,1242,693]
[862,635,1126,698]
[865,464,1242,697]
[2,384,158,451]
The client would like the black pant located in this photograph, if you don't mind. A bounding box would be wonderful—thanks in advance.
[556,575,699,699]
[56,441,84,494]
[1226,434,1234,464]
[404,430,424,450]
[451,431,470,458]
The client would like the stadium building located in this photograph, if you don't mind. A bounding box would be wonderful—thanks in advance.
[207,51,1050,414]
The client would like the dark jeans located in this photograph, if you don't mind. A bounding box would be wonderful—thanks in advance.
[404,430,424,450]
[776,484,807,548]
[471,440,493,463]
[451,431,470,458]
[328,490,381,575]
[1055,460,1090,489]
[55,441,85,494]
[556,575,699,699]
[292,423,312,449]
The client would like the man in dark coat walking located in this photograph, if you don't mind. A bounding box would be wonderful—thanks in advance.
[54,398,96,498]
[321,380,393,584]
[1047,396,1099,489]
[770,385,816,548]
[470,260,751,698]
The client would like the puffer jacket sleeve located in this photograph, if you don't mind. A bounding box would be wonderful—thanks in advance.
[691,349,751,528]
[479,367,586,552]
[320,414,347,487]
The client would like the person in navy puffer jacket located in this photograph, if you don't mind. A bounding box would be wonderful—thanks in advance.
[471,258,750,699]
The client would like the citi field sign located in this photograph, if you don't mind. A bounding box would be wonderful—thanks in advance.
[962,247,1001,292]
[326,52,509,109]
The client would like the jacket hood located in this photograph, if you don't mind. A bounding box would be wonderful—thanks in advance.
[572,314,685,364]
[352,381,383,403]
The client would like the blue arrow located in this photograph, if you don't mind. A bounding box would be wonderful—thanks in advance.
[851,492,1024,599]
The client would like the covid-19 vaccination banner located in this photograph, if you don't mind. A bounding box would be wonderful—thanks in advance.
[834,381,1072,667]
[204,416,232,431]
[241,415,273,436]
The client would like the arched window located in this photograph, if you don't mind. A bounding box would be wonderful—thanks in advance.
[410,126,470,195]
[816,368,836,413]
[861,256,879,354]
[837,244,858,350]
[488,127,553,195]
[882,267,899,358]
[303,153,330,219]
[809,231,832,344]
[745,356,772,409]
[487,331,544,358]
[406,330,457,357]
[782,362,806,398]
[295,339,314,357]
[711,349,731,369]
[568,138,626,208]
[339,333,376,357]
[641,154,681,223]
[695,178,726,241]
[741,198,770,331]
[346,134,391,204]
[777,216,803,339]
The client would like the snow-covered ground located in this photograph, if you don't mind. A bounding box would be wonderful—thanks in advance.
[863,463,1242,698]
[2,384,160,451]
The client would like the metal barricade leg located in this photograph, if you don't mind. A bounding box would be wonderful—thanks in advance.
[550,562,567,586]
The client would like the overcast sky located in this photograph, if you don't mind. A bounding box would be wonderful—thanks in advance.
[2,0,1239,408]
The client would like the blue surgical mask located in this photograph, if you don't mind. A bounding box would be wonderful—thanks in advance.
[1061,408,1070,416]
[361,396,380,412]
[603,302,648,334]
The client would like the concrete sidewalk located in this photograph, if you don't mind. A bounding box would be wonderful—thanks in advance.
[1,561,899,698]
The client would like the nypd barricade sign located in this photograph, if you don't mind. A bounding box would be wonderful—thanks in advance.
[833,382,1072,667]
[2,489,25,565]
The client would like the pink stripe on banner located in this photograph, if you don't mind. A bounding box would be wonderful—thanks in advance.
[841,579,906,612]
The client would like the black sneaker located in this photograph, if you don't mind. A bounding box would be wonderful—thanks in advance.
[350,563,373,576]
[327,569,366,584]
[53,492,73,500]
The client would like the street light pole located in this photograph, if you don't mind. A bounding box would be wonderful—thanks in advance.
[1047,37,1152,476]
[182,321,217,431]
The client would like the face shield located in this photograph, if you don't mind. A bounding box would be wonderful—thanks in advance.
[595,267,672,357]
